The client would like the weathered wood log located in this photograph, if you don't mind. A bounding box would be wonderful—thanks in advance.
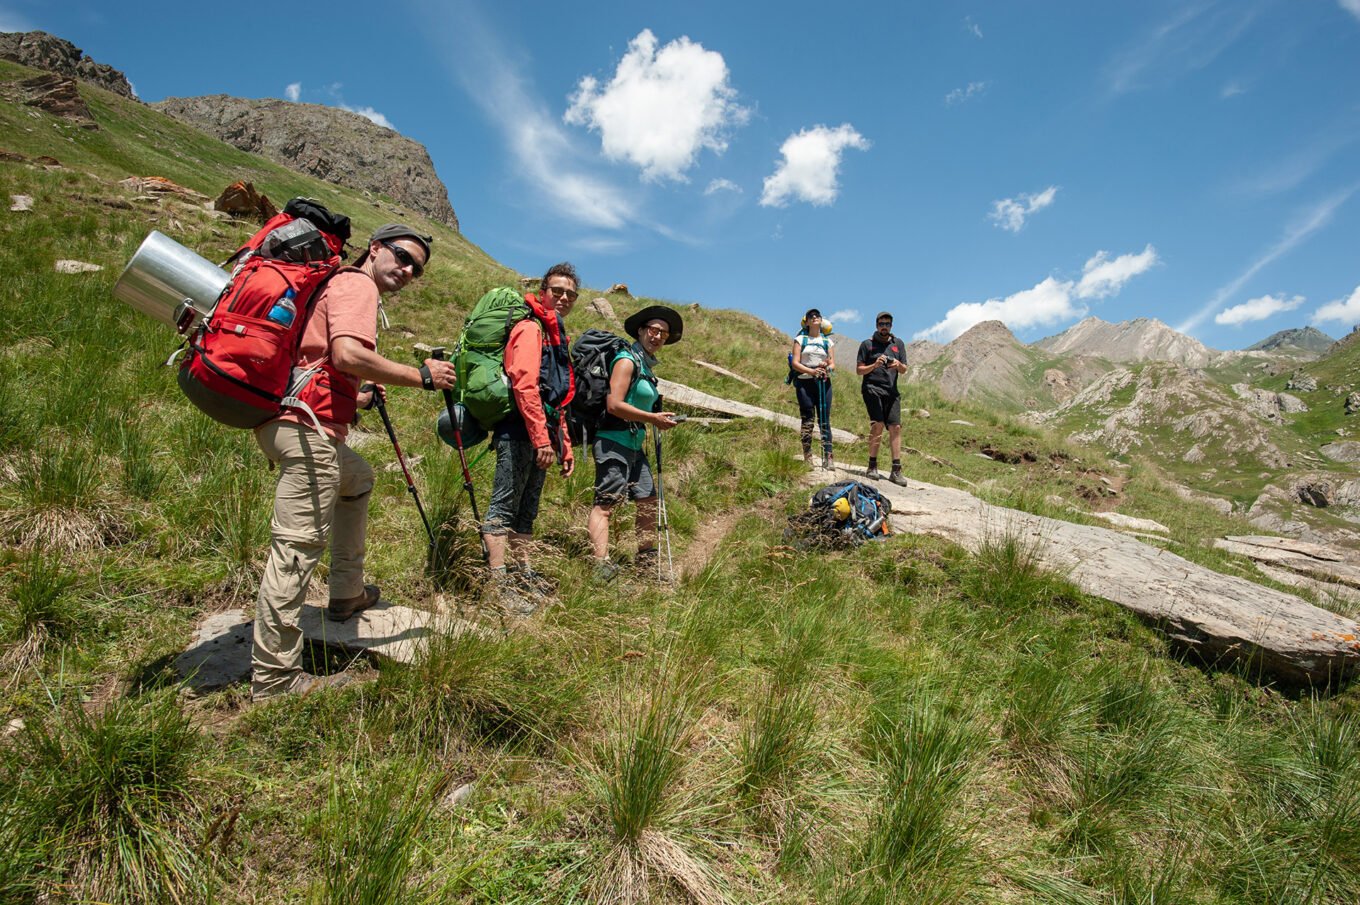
[657,378,857,444]
[841,470,1360,685]
[692,359,760,388]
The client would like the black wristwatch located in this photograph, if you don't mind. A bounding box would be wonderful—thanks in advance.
[418,364,434,391]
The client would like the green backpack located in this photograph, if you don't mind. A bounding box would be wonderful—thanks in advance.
[454,287,532,430]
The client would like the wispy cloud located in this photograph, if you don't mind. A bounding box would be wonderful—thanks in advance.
[1312,284,1360,326]
[426,7,637,230]
[704,178,741,195]
[759,124,870,208]
[564,29,749,183]
[0,7,34,31]
[1230,124,1358,196]
[1105,2,1259,97]
[944,81,989,105]
[989,186,1058,232]
[828,309,862,325]
[285,82,301,102]
[1341,1,1360,23]
[964,16,983,39]
[1177,186,1357,333]
[1215,293,1305,325]
[1220,80,1246,99]
[917,246,1158,342]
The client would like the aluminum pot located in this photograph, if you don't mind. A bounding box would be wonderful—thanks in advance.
[113,231,230,327]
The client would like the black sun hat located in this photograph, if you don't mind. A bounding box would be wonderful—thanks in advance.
[624,304,684,345]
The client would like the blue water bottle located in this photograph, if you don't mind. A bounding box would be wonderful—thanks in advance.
[266,288,297,327]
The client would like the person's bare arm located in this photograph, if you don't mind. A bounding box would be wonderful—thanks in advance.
[331,337,454,389]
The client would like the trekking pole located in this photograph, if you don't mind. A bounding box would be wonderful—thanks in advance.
[365,383,435,548]
[816,375,831,467]
[421,345,489,562]
[653,397,675,585]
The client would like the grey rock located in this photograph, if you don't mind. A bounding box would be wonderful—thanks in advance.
[0,31,135,98]
[1286,371,1318,392]
[153,95,458,230]
[54,260,101,273]
[1321,441,1360,464]
[1347,392,1360,415]
[587,296,617,321]
[9,194,32,211]
[174,609,252,694]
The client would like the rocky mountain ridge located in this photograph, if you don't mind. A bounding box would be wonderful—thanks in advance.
[1247,326,1335,358]
[154,95,459,230]
[1035,316,1219,368]
[0,31,134,99]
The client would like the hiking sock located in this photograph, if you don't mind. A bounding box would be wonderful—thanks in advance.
[892,460,901,470]
[867,457,878,470]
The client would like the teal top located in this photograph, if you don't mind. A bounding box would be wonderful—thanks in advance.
[596,346,658,450]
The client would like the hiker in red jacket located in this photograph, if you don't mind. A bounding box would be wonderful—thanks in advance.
[251,224,455,701]
[481,262,577,615]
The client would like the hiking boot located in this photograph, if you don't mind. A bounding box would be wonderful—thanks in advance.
[803,452,815,468]
[593,558,621,585]
[327,584,380,622]
[822,455,835,471]
[889,469,908,487]
[865,466,883,480]
[495,582,539,617]
[510,564,554,598]
[294,671,358,696]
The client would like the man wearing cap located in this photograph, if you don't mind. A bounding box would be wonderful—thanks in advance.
[251,223,456,700]
[855,311,909,486]
[587,304,683,583]
[480,262,578,615]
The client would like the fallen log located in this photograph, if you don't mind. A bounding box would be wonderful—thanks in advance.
[837,469,1360,685]
[657,378,857,444]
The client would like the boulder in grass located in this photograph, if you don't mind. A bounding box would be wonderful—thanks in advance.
[213,180,278,223]
[9,194,33,212]
[608,283,631,296]
[55,260,101,273]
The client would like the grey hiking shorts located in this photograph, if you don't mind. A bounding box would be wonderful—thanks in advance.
[592,437,654,507]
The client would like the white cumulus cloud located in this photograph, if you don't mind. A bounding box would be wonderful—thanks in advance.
[285,82,301,102]
[340,104,395,130]
[565,29,749,182]
[827,309,862,325]
[945,81,988,105]
[916,245,1158,342]
[704,178,741,195]
[1312,285,1360,326]
[917,277,1081,343]
[1076,245,1160,299]
[988,186,1058,232]
[1215,293,1304,326]
[759,124,870,208]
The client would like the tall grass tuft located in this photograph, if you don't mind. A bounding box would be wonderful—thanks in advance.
[962,524,1073,613]
[309,763,456,905]
[1,690,213,903]
[848,694,982,904]
[0,544,80,672]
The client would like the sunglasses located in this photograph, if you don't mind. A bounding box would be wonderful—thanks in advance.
[876,320,893,327]
[547,285,579,302]
[381,241,424,279]
[644,325,670,337]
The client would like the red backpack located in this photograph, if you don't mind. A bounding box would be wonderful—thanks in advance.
[177,198,352,430]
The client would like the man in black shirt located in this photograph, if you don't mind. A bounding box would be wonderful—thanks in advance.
[855,311,909,485]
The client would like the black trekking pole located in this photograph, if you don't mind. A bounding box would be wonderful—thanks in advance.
[365,382,435,548]
[653,397,675,585]
[423,346,489,562]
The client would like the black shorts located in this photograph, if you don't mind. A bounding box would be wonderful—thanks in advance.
[862,388,901,425]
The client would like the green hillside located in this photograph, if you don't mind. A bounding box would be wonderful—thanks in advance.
[2,59,1359,905]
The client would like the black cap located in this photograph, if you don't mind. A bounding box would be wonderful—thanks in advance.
[354,223,433,267]
[876,311,893,324]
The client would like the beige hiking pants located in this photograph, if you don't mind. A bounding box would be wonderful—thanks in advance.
[251,420,374,697]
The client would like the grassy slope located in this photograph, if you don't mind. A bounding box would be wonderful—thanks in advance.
[1,60,1358,905]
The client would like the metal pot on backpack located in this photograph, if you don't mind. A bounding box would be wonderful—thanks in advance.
[113,230,230,330]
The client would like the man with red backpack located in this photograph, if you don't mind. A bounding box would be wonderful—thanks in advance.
[251,223,456,701]
[480,262,578,616]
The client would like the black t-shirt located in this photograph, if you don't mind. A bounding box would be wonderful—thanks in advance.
[857,334,907,393]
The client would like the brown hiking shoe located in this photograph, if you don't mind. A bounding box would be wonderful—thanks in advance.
[865,466,883,480]
[327,584,380,622]
[889,469,908,486]
[294,671,358,696]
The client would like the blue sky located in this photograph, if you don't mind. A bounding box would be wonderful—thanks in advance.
[6,1,1359,350]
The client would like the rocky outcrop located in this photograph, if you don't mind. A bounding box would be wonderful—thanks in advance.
[1036,316,1219,368]
[0,73,97,128]
[214,181,277,223]
[153,95,459,230]
[1231,384,1308,422]
[930,320,1030,403]
[0,31,134,98]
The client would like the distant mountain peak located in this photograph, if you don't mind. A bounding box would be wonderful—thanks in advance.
[1245,326,1335,357]
[1035,317,1217,367]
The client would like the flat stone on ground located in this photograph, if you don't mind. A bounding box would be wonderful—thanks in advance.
[299,601,488,664]
[174,609,251,694]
